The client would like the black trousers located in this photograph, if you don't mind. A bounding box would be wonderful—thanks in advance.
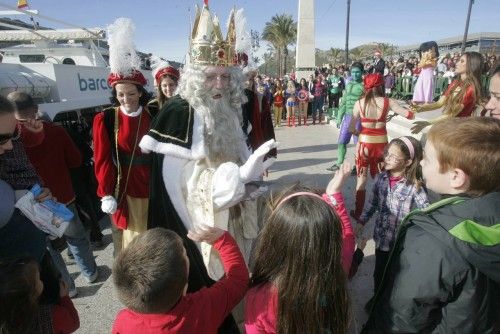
[328,92,341,109]
[374,248,391,294]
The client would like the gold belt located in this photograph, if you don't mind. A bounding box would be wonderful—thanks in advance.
[359,134,388,144]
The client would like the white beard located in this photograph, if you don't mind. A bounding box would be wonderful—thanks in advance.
[203,98,245,165]
[197,92,245,166]
[177,65,248,166]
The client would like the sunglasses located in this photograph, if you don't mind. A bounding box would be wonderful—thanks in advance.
[0,123,21,146]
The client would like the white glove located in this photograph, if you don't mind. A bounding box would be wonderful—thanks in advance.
[249,185,268,200]
[239,139,278,183]
[101,195,117,214]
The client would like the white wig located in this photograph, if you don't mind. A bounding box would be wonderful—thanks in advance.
[176,64,249,163]
[177,64,248,113]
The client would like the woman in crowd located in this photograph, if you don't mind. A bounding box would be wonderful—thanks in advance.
[484,64,500,119]
[272,79,285,127]
[411,51,483,133]
[149,61,180,111]
[297,78,310,126]
[412,41,439,104]
[285,80,297,127]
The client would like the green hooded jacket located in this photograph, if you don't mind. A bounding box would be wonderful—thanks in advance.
[363,192,500,334]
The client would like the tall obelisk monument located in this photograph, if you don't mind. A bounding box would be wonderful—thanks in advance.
[295,0,315,81]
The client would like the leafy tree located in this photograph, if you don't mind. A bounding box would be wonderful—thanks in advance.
[378,43,395,58]
[349,47,365,61]
[329,47,343,66]
[262,14,297,76]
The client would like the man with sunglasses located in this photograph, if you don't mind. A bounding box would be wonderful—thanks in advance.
[0,95,63,306]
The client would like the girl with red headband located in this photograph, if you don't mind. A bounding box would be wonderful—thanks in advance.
[349,73,415,220]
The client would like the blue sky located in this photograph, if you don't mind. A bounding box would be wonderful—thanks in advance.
[1,0,499,63]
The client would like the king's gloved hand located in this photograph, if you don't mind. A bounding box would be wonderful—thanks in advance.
[239,139,278,183]
[101,195,117,214]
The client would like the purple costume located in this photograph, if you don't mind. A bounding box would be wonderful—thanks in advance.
[412,67,434,103]
[338,114,361,144]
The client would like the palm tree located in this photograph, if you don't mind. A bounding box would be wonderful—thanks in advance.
[329,47,343,66]
[262,14,297,76]
[261,44,276,75]
[262,51,272,74]
[349,48,365,62]
[378,43,395,58]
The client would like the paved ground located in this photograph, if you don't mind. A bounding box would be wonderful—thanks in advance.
[68,120,376,333]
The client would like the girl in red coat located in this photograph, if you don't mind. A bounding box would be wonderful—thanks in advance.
[245,164,355,334]
[0,256,79,334]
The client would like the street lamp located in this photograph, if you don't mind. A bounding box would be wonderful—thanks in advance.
[461,0,474,53]
[344,0,351,65]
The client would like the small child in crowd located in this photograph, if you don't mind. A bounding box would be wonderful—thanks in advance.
[363,117,500,333]
[0,256,80,334]
[112,226,248,334]
[356,136,429,300]
[245,163,355,334]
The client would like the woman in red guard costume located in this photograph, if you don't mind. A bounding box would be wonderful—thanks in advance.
[93,18,153,255]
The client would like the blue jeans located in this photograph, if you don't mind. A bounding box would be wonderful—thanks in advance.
[47,240,76,292]
[48,204,96,289]
[65,203,96,278]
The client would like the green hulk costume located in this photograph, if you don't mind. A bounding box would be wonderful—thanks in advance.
[327,63,364,171]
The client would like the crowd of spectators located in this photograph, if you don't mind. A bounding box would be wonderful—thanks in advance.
[0,43,499,333]
[254,50,498,113]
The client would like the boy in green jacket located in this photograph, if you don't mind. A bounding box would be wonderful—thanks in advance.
[363,117,500,333]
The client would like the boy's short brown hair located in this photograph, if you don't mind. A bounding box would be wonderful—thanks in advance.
[427,117,500,195]
[113,228,188,314]
[0,95,16,115]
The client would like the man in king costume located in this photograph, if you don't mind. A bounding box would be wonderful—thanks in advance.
[139,0,276,314]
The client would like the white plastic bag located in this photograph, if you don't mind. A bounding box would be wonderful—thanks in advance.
[15,189,71,238]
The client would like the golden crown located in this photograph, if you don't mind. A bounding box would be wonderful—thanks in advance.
[190,3,236,67]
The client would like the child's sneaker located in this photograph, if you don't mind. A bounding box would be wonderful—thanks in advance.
[86,268,98,283]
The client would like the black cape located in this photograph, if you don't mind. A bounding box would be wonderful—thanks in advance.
[146,95,239,333]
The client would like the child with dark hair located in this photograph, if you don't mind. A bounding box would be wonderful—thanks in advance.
[112,226,248,333]
[0,256,80,334]
[245,163,355,334]
[355,136,429,302]
[363,117,500,333]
